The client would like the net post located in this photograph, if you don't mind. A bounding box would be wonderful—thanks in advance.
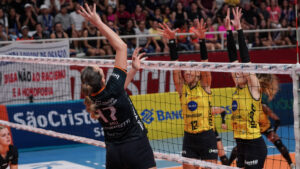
[292,68,300,168]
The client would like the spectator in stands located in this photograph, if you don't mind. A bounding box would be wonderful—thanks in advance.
[0,8,9,37]
[188,2,203,21]
[70,3,86,51]
[206,17,221,50]
[131,4,146,23]
[216,3,229,26]
[8,8,21,40]
[107,20,119,34]
[257,2,270,23]
[145,0,159,14]
[37,4,54,35]
[162,6,173,23]
[45,0,61,15]
[0,23,8,42]
[33,23,49,39]
[267,0,281,28]
[197,0,218,19]
[104,6,117,25]
[120,19,136,54]
[255,19,273,47]
[83,22,106,56]
[116,3,131,28]
[280,0,295,25]
[105,0,118,10]
[172,2,188,24]
[242,2,258,29]
[134,20,153,52]
[54,4,73,36]
[21,3,37,36]
[176,21,192,51]
[0,126,18,169]
[16,25,33,40]
[152,8,163,23]
[189,18,200,50]
[273,18,293,46]
[50,22,68,39]
[149,20,168,53]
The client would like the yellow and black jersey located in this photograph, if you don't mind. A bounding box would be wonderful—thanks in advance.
[180,82,214,134]
[259,111,271,133]
[231,85,262,139]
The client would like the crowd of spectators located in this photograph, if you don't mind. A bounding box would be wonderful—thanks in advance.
[0,0,298,57]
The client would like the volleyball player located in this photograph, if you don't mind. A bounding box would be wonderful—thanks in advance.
[158,20,227,169]
[78,4,156,169]
[0,126,18,169]
[225,7,268,169]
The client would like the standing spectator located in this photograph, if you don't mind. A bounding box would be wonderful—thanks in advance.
[33,23,49,39]
[83,22,106,56]
[8,8,21,40]
[104,6,117,26]
[0,23,8,42]
[70,3,86,51]
[116,3,131,28]
[188,2,203,21]
[189,18,200,50]
[197,0,218,19]
[120,19,136,54]
[172,2,188,24]
[21,3,37,36]
[267,0,281,28]
[44,0,61,15]
[149,20,168,52]
[105,0,119,10]
[0,126,18,169]
[54,4,73,36]
[16,25,33,41]
[131,4,146,23]
[0,8,8,37]
[50,22,68,39]
[37,4,54,35]
[205,17,221,50]
[134,20,152,52]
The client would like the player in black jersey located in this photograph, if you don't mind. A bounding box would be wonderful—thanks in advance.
[0,126,18,169]
[79,4,156,169]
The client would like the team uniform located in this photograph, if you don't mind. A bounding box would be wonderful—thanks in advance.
[0,145,18,169]
[180,82,218,160]
[231,85,267,168]
[89,67,156,169]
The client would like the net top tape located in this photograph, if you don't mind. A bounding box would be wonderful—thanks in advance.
[0,55,297,74]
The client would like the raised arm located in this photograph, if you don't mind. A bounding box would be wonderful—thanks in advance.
[124,48,146,89]
[79,4,127,70]
[157,23,184,95]
[191,18,211,93]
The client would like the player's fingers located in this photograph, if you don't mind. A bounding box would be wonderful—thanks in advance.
[138,52,147,59]
[85,3,92,14]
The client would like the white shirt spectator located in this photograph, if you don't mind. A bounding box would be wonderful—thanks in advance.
[44,0,61,11]
[70,11,85,31]
[134,27,149,46]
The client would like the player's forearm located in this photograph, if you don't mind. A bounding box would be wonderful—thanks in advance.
[124,68,138,89]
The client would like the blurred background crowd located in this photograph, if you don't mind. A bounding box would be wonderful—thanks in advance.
[0,0,298,57]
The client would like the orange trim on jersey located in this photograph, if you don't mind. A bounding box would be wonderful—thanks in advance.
[91,87,105,96]
[114,66,127,74]
[0,105,13,144]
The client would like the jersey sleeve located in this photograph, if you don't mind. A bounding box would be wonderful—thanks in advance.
[11,146,18,165]
[106,67,127,94]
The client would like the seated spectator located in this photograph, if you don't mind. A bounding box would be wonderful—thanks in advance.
[242,2,258,29]
[21,3,37,37]
[8,8,21,38]
[50,22,68,39]
[255,19,273,47]
[197,0,218,19]
[33,23,49,39]
[44,0,61,15]
[0,8,8,37]
[149,20,168,53]
[280,0,295,25]
[162,6,173,23]
[120,19,136,54]
[83,22,105,56]
[0,23,8,42]
[105,0,119,10]
[188,2,203,21]
[152,8,163,23]
[103,6,117,26]
[176,21,192,51]
[172,2,188,24]
[107,20,119,34]
[145,0,159,14]
[205,17,221,50]
[70,3,86,51]
[131,4,146,23]
[16,25,33,41]
[267,0,281,28]
[37,4,54,35]
[189,18,200,50]
[54,4,73,36]
[273,18,293,46]
[134,20,153,52]
[116,3,131,28]
[257,2,270,23]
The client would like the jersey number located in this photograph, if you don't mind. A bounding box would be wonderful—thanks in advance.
[191,121,198,130]
[95,106,117,123]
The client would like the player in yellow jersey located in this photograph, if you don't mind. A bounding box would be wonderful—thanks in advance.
[225,7,268,169]
[158,19,228,169]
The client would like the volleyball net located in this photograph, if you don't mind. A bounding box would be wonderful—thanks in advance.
[0,55,298,169]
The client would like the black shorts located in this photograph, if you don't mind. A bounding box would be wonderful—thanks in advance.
[182,129,218,160]
[261,127,274,137]
[106,136,156,169]
[235,137,267,169]
[214,130,221,142]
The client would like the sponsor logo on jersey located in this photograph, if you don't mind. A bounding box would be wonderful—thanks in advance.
[245,159,258,166]
[111,73,120,80]
[209,149,218,153]
[188,101,198,111]
[232,100,238,111]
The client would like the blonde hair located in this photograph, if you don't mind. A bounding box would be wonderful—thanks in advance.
[257,74,279,101]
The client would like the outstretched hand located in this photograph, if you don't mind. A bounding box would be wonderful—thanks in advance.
[78,3,102,27]
[158,23,179,40]
[132,47,147,70]
[231,7,243,30]
[192,18,207,39]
